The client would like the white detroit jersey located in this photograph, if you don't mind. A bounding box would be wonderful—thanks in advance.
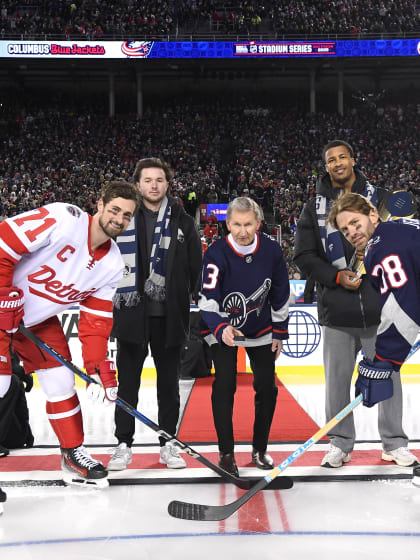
[0,202,124,328]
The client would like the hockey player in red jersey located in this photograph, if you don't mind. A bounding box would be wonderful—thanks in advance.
[0,181,138,489]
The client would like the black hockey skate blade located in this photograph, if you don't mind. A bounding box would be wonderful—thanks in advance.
[63,476,109,488]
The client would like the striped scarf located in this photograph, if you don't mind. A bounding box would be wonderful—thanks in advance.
[144,196,171,302]
[113,215,141,309]
[113,197,172,307]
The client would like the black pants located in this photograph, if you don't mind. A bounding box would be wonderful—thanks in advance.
[115,316,182,447]
[0,374,33,450]
[210,343,278,454]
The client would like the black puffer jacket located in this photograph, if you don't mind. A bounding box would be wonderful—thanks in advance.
[111,197,202,346]
[293,169,383,328]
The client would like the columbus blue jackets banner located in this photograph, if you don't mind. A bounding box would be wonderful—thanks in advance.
[1,39,419,59]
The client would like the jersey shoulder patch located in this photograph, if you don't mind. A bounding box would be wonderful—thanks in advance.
[65,205,82,218]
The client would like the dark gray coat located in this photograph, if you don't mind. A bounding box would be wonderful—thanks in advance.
[293,169,383,328]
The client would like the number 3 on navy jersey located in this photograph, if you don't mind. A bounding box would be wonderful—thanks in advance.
[371,255,408,294]
[203,263,220,290]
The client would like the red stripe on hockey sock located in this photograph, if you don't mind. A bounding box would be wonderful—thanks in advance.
[46,394,84,449]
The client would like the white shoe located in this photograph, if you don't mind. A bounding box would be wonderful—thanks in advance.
[382,447,419,467]
[108,443,133,471]
[321,444,351,468]
[159,442,186,469]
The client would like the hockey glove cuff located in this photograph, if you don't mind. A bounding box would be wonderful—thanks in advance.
[0,287,24,333]
[86,359,118,406]
[356,358,394,408]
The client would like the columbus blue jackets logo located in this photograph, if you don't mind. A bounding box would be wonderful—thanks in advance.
[121,41,153,58]
[223,279,271,328]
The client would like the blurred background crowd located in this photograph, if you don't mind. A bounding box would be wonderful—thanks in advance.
[0,0,418,39]
[0,1,419,278]
[0,94,418,279]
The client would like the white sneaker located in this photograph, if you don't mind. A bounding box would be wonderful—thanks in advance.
[107,443,133,471]
[159,442,186,469]
[321,444,351,468]
[382,447,419,467]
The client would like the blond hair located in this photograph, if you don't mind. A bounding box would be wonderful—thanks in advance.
[328,192,378,229]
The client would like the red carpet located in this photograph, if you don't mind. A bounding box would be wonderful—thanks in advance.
[178,374,323,443]
[2,449,418,472]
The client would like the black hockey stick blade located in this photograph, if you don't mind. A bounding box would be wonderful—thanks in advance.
[168,394,363,520]
[18,323,292,492]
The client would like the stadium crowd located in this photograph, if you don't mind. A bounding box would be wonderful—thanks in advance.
[0,0,418,39]
[0,96,418,278]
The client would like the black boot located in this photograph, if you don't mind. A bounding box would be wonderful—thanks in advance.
[219,452,239,477]
[252,448,274,469]
[0,444,9,458]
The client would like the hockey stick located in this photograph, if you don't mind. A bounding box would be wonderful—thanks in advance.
[408,339,420,359]
[18,324,292,492]
[168,393,363,521]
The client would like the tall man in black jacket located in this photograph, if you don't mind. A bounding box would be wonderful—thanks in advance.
[293,140,417,469]
[108,158,202,470]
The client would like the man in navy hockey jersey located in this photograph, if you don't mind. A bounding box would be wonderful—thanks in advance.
[328,192,420,481]
[199,197,290,476]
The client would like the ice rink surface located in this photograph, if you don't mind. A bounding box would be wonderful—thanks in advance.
[2,478,420,560]
[1,375,420,559]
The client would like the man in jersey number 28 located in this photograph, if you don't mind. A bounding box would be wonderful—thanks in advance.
[328,192,420,483]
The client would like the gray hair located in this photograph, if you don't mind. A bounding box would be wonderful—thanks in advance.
[226,197,263,221]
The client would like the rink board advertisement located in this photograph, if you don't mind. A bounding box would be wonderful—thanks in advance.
[58,303,325,370]
[58,303,420,374]
[0,39,419,59]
